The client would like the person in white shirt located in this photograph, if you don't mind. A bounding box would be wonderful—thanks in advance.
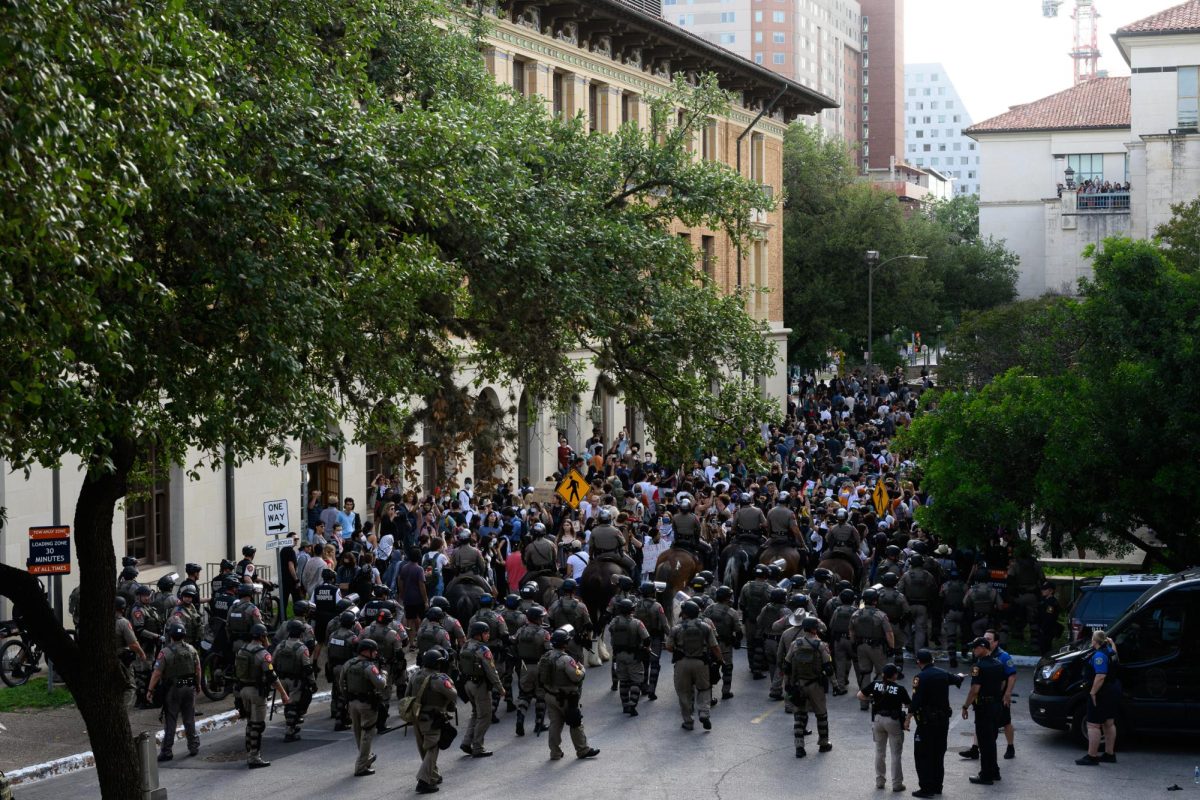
[457,478,474,515]
[703,458,718,485]
[565,540,589,579]
[641,528,669,581]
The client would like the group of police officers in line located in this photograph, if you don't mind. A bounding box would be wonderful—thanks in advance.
[103,523,1031,797]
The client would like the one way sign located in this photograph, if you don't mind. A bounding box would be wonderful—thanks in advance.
[262,499,290,537]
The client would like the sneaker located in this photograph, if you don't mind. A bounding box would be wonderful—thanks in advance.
[681,720,694,731]
[1100,753,1117,763]
[1075,755,1100,766]
[959,746,979,760]
[722,691,735,699]
[354,768,376,777]
[471,750,494,758]
[156,752,173,763]
[460,743,472,755]
[415,781,440,794]
[247,758,271,769]
[893,785,906,792]
[701,717,712,730]
[1004,744,1015,760]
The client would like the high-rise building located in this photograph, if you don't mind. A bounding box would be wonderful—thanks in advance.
[666,0,863,147]
[858,0,904,172]
[904,63,980,196]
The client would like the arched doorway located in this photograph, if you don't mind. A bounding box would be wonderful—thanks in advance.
[472,388,504,488]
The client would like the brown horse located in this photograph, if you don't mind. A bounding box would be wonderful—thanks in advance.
[759,541,805,576]
[579,559,626,630]
[654,548,703,624]
[524,573,564,609]
[818,552,862,588]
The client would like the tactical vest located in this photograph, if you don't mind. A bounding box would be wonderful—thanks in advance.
[830,604,856,636]
[542,651,582,692]
[703,604,737,643]
[943,580,967,609]
[142,601,165,635]
[634,600,666,637]
[851,608,885,640]
[550,597,582,628]
[117,579,139,609]
[609,616,641,651]
[734,507,762,533]
[234,643,266,685]
[878,589,905,622]
[741,581,771,621]
[757,603,785,634]
[210,594,232,621]
[767,506,793,534]
[590,525,623,554]
[828,524,855,548]
[226,600,256,640]
[326,626,356,665]
[365,624,400,663]
[969,584,996,614]
[344,657,377,697]
[500,609,525,635]
[516,625,547,663]
[161,643,197,682]
[904,569,936,604]
[525,539,555,569]
[273,639,308,678]
[787,637,822,681]
[459,641,488,679]
[416,621,447,655]
[673,619,708,658]
[472,609,503,640]
[313,584,339,615]
[672,513,699,540]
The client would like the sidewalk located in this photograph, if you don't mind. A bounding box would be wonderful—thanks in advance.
[0,693,235,774]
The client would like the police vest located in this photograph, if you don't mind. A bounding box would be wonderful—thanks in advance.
[313,584,339,615]
[943,581,967,610]
[852,608,885,640]
[550,597,583,627]
[525,539,555,568]
[703,604,737,642]
[830,604,856,636]
[633,600,666,637]
[969,585,996,614]
[365,624,400,663]
[234,643,267,685]
[590,525,623,554]
[343,657,379,698]
[515,625,548,663]
[767,506,793,534]
[471,609,503,640]
[226,600,256,640]
[672,513,699,539]
[787,637,822,681]
[500,609,525,635]
[734,507,762,532]
[878,589,905,622]
[904,569,936,604]
[161,643,197,682]
[609,616,641,651]
[326,627,356,665]
[416,621,448,655]
[459,641,489,679]
[210,595,232,620]
[544,651,583,691]
[741,582,771,621]
[273,639,309,679]
[673,620,708,658]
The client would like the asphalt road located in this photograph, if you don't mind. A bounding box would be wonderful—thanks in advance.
[15,664,1199,799]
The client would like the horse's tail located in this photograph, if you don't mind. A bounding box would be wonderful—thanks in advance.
[454,591,476,628]
[724,553,741,604]
[654,558,676,625]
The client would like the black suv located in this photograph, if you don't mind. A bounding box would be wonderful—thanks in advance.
[1029,568,1200,741]
[1066,574,1171,645]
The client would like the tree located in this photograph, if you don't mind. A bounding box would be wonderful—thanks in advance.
[1153,196,1200,272]
[0,1,777,794]
[900,235,1200,570]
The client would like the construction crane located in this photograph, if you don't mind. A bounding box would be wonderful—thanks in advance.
[1042,0,1102,85]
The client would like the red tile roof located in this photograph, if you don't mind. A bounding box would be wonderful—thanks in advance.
[1118,0,1200,35]
[964,77,1130,135]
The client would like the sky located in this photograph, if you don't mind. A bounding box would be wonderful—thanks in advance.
[904,0,1149,124]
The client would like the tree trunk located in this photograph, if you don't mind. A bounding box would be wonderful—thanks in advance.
[0,439,140,799]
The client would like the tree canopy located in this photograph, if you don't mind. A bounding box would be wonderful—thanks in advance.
[0,0,778,793]
[780,125,1017,370]
[901,236,1200,570]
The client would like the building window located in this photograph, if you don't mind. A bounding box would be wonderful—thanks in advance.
[750,132,765,183]
[754,10,762,21]
[773,32,786,44]
[552,71,565,118]
[588,82,600,132]
[621,91,637,127]
[1179,66,1199,127]
[126,448,171,565]
[968,142,976,150]
[678,13,694,25]
[701,235,716,280]
[960,156,968,164]
[754,31,763,43]
[720,11,736,22]
[915,130,923,138]
[512,59,526,96]
[862,15,869,30]
[923,144,930,151]
[773,11,786,22]
[1067,153,1104,183]
[755,53,764,64]
[719,33,736,44]
[773,53,786,65]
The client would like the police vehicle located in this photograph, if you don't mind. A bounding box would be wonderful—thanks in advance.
[1030,568,1200,741]
[1066,573,1170,645]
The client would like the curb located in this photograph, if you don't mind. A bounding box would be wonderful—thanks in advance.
[7,691,332,787]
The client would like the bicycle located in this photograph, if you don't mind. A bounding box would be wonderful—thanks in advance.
[0,620,45,688]
[198,627,233,701]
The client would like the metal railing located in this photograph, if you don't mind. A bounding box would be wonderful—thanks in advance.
[1075,191,1130,211]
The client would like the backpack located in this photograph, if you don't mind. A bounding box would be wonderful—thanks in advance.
[422,552,441,595]
[397,673,433,726]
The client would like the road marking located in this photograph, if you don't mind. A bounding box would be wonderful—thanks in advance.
[751,707,780,724]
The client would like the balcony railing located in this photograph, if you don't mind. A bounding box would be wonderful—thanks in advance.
[1075,191,1130,212]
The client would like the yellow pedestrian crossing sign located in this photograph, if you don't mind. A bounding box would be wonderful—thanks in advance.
[873,480,890,518]
[556,468,588,509]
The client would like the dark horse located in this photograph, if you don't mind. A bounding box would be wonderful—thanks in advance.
[654,547,703,624]
[579,559,626,633]
[818,551,863,588]
[444,574,492,627]
[719,535,762,604]
[758,539,806,577]
[521,572,565,610]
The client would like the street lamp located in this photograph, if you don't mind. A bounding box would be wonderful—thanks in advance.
[1064,166,1076,190]
[865,251,927,378]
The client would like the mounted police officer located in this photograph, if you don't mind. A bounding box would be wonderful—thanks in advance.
[342,638,389,776]
[459,620,504,757]
[666,600,722,731]
[588,508,637,576]
[522,523,559,577]
[273,619,315,742]
[514,605,551,736]
[235,624,289,768]
[672,498,712,567]
[767,493,800,543]
[147,622,200,761]
[538,629,600,760]
[701,585,743,700]
[784,617,834,758]
[733,493,768,540]
[406,647,459,794]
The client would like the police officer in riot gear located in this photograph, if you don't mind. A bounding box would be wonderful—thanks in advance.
[147,622,201,761]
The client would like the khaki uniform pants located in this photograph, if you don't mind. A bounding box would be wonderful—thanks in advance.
[162,684,199,754]
[855,643,886,705]
[833,636,854,689]
[873,715,905,788]
[239,687,267,759]
[463,679,493,752]
[546,693,590,757]
[414,717,442,784]
[673,657,711,722]
[349,699,378,773]
[909,604,930,653]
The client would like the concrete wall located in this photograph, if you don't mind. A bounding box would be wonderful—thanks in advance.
[1125,33,1200,138]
